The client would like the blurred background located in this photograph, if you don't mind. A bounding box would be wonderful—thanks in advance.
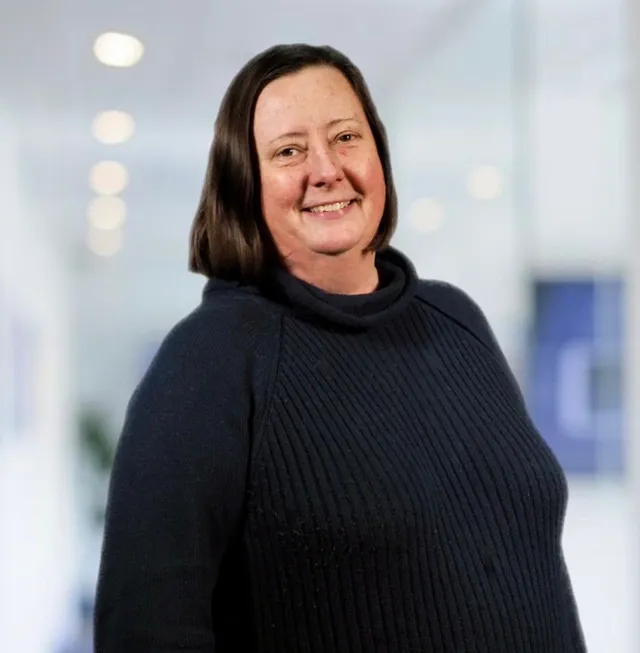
[1,0,639,650]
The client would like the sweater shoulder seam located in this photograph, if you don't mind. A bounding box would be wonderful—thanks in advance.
[414,279,528,409]
[248,309,285,483]
[413,279,495,354]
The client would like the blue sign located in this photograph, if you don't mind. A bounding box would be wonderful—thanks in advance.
[526,279,624,476]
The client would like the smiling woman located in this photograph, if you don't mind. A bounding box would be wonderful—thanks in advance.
[187,44,397,293]
[94,43,587,653]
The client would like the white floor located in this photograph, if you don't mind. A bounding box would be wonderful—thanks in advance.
[563,479,634,653]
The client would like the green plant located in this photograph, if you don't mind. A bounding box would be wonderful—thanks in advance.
[78,409,115,474]
[78,407,116,526]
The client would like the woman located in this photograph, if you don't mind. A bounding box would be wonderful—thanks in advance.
[94,44,586,652]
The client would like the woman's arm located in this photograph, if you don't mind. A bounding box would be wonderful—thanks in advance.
[94,311,253,652]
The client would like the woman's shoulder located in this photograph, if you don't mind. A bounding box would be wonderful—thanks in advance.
[145,285,282,387]
[169,284,279,346]
[414,279,496,353]
[125,287,281,429]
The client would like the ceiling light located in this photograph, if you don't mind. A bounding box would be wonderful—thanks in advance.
[468,165,504,201]
[409,198,445,233]
[93,32,144,68]
[92,110,135,144]
[89,160,129,195]
[87,196,127,230]
[87,224,123,257]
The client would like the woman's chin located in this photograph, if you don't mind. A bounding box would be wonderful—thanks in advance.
[304,224,368,257]
[308,238,361,256]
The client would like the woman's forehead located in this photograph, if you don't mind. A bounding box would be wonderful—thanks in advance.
[253,67,364,140]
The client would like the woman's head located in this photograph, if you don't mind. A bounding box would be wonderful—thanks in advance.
[189,43,397,282]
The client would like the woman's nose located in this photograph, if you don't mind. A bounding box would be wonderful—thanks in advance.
[307,145,343,187]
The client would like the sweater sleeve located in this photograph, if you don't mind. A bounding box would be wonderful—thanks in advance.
[94,309,255,652]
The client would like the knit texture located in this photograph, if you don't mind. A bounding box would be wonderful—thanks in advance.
[95,248,586,653]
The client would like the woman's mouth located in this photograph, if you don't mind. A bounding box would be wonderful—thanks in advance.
[302,199,356,218]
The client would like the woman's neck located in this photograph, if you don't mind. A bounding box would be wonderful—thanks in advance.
[283,249,379,295]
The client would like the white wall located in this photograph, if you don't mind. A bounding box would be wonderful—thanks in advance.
[0,117,79,653]
[564,480,633,652]
[530,0,627,274]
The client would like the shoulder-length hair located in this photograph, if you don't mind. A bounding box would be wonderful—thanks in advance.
[188,43,398,282]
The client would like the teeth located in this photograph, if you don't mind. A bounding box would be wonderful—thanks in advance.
[308,200,351,213]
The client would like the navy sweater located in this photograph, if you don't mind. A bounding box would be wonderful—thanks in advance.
[94,247,586,652]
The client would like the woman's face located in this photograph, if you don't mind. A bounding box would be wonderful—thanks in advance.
[253,65,386,263]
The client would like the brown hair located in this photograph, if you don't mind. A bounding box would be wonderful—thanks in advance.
[188,43,398,282]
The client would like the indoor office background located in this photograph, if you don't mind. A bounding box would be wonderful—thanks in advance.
[0,0,638,651]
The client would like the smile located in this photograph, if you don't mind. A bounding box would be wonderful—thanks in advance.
[304,199,355,213]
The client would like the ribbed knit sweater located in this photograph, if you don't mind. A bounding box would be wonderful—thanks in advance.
[94,247,586,653]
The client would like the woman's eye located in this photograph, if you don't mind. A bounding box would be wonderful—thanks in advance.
[277,147,297,158]
[337,133,356,143]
